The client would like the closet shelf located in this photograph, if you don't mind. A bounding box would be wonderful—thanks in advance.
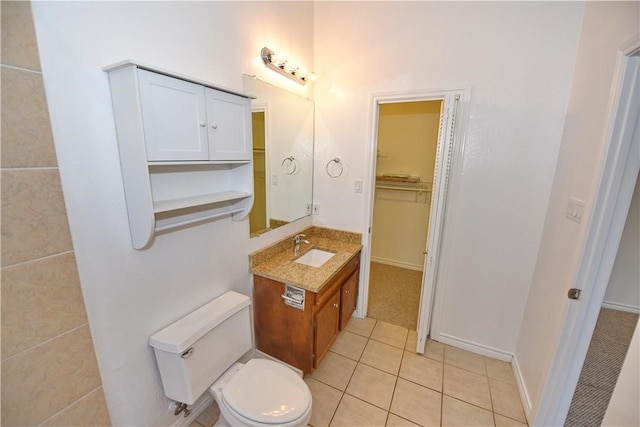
[376,174,420,183]
[153,191,252,213]
[375,176,432,193]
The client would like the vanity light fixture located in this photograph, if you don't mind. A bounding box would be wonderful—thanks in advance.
[261,47,310,85]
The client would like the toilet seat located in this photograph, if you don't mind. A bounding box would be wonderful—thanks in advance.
[216,359,311,425]
[218,392,312,427]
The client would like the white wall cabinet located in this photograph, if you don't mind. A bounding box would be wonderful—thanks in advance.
[104,61,254,249]
[138,69,251,161]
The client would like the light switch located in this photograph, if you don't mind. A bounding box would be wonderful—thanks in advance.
[355,180,363,193]
[272,175,278,186]
[566,197,585,223]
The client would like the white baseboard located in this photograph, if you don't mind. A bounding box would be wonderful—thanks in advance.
[436,333,512,361]
[436,333,533,424]
[172,393,214,427]
[602,301,640,314]
[370,256,423,272]
[511,353,533,424]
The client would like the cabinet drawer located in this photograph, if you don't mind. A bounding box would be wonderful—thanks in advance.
[315,278,342,309]
[315,254,360,307]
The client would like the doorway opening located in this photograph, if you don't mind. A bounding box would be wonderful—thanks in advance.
[360,89,464,354]
[534,41,639,426]
[367,100,442,331]
[250,109,268,236]
[565,98,640,427]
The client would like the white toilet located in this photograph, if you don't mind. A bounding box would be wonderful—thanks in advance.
[149,291,312,427]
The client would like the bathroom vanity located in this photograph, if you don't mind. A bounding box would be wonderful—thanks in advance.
[250,227,362,373]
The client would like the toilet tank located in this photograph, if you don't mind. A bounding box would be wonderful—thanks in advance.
[149,291,252,405]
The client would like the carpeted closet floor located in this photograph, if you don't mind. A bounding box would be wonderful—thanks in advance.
[367,262,422,330]
[564,307,639,427]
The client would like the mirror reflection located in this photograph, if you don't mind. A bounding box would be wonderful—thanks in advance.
[243,75,314,237]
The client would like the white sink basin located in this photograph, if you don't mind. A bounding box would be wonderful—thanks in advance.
[295,249,336,268]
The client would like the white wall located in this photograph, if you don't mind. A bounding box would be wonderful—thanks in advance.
[31,2,313,425]
[312,2,584,353]
[515,1,640,418]
[602,321,640,427]
[604,174,640,312]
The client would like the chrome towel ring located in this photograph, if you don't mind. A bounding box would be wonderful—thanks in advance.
[281,156,297,175]
[326,157,343,178]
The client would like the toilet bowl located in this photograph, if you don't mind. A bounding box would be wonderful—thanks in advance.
[149,291,312,427]
[209,359,312,427]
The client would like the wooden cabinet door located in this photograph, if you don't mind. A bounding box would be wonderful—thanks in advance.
[253,276,314,373]
[314,290,340,368]
[205,88,251,161]
[340,270,359,330]
[138,69,209,161]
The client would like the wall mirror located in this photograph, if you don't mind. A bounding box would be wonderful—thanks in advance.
[243,75,314,237]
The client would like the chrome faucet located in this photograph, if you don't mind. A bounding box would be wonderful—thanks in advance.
[293,233,310,255]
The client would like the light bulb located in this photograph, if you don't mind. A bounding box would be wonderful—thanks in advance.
[271,53,286,67]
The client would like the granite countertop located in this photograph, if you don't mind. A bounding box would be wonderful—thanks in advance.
[249,226,362,292]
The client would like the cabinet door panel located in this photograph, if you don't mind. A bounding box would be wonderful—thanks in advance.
[315,291,340,368]
[138,70,209,161]
[253,276,313,373]
[340,270,359,330]
[205,89,251,161]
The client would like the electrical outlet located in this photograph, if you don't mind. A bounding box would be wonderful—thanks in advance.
[312,204,320,215]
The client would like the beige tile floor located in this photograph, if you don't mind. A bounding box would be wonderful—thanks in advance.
[190,317,528,427]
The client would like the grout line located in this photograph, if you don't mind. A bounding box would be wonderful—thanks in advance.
[1,250,75,270]
[1,63,43,74]
[1,166,59,171]
[485,358,496,414]
[1,322,89,363]
[445,395,496,416]
[389,353,401,420]
[36,385,103,426]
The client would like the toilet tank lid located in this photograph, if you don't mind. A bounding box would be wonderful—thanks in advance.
[149,291,250,353]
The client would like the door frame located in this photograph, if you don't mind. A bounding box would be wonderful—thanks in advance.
[533,37,640,426]
[251,102,271,230]
[358,87,467,353]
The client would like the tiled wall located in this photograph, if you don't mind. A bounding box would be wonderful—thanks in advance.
[1,2,111,425]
